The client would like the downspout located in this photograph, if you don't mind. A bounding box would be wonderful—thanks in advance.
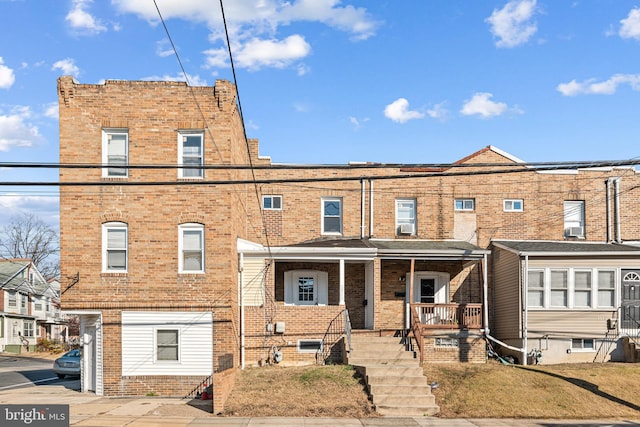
[614,177,621,243]
[239,252,245,369]
[361,179,366,239]
[483,253,489,335]
[606,179,612,243]
[522,255,529,366]
[369,179,374,237]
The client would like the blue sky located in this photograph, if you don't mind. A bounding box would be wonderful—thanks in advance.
[1,0,640,231]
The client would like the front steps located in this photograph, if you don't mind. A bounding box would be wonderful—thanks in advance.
[623,336,640,362]
[347,334,439,417]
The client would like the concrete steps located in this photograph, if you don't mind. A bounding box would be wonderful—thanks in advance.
[347,334,439,417]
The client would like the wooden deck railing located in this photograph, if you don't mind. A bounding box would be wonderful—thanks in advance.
[411,303,483,330]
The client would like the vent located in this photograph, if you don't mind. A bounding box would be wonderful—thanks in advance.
[399,223,415,234]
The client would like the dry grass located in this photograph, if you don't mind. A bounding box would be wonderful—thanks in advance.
[219,362,640,419]
[221,364,376,418]
[424,361,640,419]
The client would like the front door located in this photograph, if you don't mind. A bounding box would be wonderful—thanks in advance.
[621,269,640,330]
[409,272,449,304]
[84,324,96,392]
[419,278,436,303]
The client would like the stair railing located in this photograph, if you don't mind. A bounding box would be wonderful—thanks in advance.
[183,374,213,399]
[315,309,351,365]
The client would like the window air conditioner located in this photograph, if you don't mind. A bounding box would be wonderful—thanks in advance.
[399,223,415,234]
[565,227,583,237]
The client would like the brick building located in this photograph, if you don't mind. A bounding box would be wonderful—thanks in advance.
[59,76,640,411]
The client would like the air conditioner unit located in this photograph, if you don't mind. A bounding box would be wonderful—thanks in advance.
[399,223,415,234]
[565,227,583,237]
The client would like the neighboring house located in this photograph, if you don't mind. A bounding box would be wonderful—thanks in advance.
[58,76,640,411]
[0,259,63,353]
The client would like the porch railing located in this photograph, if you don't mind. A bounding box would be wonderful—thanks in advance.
[316,309,351,365]
[411,303,483,330]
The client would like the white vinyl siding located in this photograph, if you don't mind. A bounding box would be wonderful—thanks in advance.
[121,311,212,376]
[241,257,267,306]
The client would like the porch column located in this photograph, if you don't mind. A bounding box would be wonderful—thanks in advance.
[339,259,345,305]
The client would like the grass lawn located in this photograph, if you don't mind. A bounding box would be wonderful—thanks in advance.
[222,361,640,419]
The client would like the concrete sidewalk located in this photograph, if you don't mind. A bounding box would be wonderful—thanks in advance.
[1,385,638,426]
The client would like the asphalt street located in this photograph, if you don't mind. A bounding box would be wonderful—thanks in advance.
[0,353,79,391]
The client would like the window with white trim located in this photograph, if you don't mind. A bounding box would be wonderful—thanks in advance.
[156,329,179,361]
[103,222,128,272]
[102,129,128,177]
[454,199,475,211]
[571,338,594,351]
[564,201,585,238]
[297,339,323,353]
[34,302,42,311]
[178,132,204,178]
[550,270,568,308]
[179,223,204,273]
[284,270,329,305]
[597,270,615,308]
[23,321,34,338]
[527,270,545,307]
[503,199,523,212]
[8,293,16,307]
[322,197,342,235]
[262,195,282,210]
[573,270,592,307]
[396,199,416,235]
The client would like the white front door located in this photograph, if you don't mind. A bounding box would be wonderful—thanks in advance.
[364,261,374,329]
[84,324,96,392]
[408,272,449,304]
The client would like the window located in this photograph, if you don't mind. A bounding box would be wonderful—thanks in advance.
[178,132,204,178]
[21,294,27,309]
[550,270,568,308]
[435,338,459,348]
[34,302,42,311]
[504,199,523,212]
[23,321,34,338]
[454,199,475,211]
[179,223,204,273]
[297,339,323,353]
[396,199,416,235]
[322,197,342,234]
[527,270,545,307]
[284,270,328,305]
[571,338,594,351]
[8,293,16,307]
[103,222,127,272]
[564,201,585,237]
[574,270,592,307]
[262,195,282,210]
[156,329,179,361]
[102,129,128,177]
[597,270,615,308]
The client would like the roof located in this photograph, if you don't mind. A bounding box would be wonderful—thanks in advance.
[492,240,640,256]
[0,259,51,295]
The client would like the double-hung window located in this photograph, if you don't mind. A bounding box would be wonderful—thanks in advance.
[527,270,545,307]
[550,270,568,308]
[597,270,615,308]
[564,201,585,238]
[322,197,342,235]
[102,129,128,177]
[454,199,475,211]
[504,199,523,212]
[396,199,416,235]
[156,329,179,361]
[179,223,204,273]
[8,293,16,307]
[178,132,204,178]
[23,321,34,338]
[573,270,592,307]
[103,222,128,272]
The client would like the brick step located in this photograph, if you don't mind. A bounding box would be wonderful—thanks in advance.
[375,403,440,417]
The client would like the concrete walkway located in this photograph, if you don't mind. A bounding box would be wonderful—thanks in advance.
[1,385,638,426]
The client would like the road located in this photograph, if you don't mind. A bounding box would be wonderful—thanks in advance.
[0,353,80,391]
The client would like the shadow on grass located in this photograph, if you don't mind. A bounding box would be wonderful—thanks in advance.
[518,366,640,413]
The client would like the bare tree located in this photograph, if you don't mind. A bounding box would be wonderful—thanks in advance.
[1,213,59,279]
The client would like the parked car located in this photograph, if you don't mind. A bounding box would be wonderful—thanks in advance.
[53,349,80,379]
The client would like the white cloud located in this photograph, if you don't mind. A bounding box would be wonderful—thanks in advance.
[66,0,107,34]
[52,58,80,77]
[156,39,175,58]
[0,57,15,89]
[114,0,379,71]
[43,103,59,119]
[0,107,44,151]
[557,74,640,96]
[486,0,538,48]
[426,102,449,121]
[460,93,509,118]
[620,7,640,40]
[0,193,60,229]
[349,116,370,130]
[384,98,425,123]
[141,73,208,86]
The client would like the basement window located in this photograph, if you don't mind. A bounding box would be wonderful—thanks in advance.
[571,338,594,351]
[435,338,459,348]
[297,339,323,353]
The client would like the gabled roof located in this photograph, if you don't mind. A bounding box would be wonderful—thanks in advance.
[0,259,50,295]
[492,240,640,256]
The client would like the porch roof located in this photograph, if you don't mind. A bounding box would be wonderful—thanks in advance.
[492,240,640,256]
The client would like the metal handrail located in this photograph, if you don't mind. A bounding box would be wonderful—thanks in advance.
[316,309,351,365]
